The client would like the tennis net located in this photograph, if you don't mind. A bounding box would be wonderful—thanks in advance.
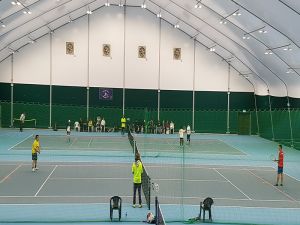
[128,126,151,210]
[155,196,166,225]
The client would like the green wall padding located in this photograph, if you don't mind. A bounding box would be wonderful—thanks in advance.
[126,89,158,108]
[160,109,192,132]
[14,83,49,104]
[272,110,292,140]
[195,91,227,110]
[89,107,122,128]
[257,110,273,140]
[161,90,192,109]
[194,110,227,133]
[0,102,11,127]
[0,83,11,101]
[230,92,255,110]
[52,86,86,106]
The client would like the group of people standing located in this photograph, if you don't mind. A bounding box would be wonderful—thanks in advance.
[131,119,175,134]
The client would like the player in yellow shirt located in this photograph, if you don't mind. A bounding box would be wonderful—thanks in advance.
[32,135,41,172]
[132,152,143,208]
[121,115,126,136]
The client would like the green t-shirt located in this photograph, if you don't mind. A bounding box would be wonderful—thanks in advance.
[132,161,143,183]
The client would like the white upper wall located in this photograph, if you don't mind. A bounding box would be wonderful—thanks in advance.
[89,6,124,89]
[13,34,50,85]
[52,16,88,87]
[0,6,253,93]
[0,56,11,83]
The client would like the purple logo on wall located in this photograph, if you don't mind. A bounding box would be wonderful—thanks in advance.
[99,89,113,100]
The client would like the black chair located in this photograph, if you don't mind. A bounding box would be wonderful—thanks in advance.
[200,197,214,222]
[110,196,122,221]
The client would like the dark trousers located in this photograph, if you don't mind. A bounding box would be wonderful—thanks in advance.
[133,183,142,205]
[180,138,184,146]
[171,128,174,134]
[121,127,125,135]
[20,121,23,132]
[187,134,190,142]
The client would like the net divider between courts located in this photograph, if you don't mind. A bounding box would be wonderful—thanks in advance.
[155,196,166,225]
[128,126,151,210]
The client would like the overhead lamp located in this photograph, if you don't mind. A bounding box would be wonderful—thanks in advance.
[266,43,292,54]
[68,15,73,23]
[157,10,162,18]
[264,50,273,55]
[23,10,31,14]
[208,45,216,52]
[174,20,180,29]
[119,0,123,7]
[195,0,202,8]
[220,19,227,24]
[105,1,110,7]
[258,29,267,34]
[283,46,292,51]
[11,1,16,5]
[232,11,241,16]
[242,34,250,40]
[141,0,146,9]
[7,47,18,54]
[239,73,251,79]
[286,67,300,74]
[0,21,5,28]
[11,1,21,5]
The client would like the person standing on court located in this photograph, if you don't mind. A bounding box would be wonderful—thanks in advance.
[121,115,126,136]
[274,145,284,186]
[32,135,40,172]
[19,112,26,132]
[170,121,174,134]
[179,126,186,148]
[66,120,71,142]
[132,152,143,208]
[187,123,191,144]
[101,117,106,132]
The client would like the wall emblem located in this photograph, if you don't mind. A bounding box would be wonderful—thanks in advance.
[66,42,74,55]
[173,48,181,60]
[138,46,146,58]
[103,44,111,57]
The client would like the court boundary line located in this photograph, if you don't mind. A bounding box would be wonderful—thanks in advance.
[8,134,34,150]
[219,139,249,156]
[47,178,229,182]
[214,168,251,200]
[35,165,57,197]
[0,164,22,184]
[246,169,298,203]
[69,137,77,148]
[0,196,297,203]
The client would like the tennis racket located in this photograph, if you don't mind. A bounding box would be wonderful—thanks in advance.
[37,146,41,154]
[270,155,276,161]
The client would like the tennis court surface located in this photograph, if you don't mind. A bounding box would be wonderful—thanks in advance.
[1,129,300,224]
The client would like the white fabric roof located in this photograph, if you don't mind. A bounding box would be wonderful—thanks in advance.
[0,0,299,97]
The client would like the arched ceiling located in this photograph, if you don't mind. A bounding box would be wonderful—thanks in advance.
[0,0,299,97]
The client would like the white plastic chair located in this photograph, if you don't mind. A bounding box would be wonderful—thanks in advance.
[74,121,80,131]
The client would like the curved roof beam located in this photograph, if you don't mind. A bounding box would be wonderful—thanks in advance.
[148,1,269,90]
[165,0,296,95]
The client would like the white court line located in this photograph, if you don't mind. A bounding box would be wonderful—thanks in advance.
[0,195,296,203]
[219,139,250,156]
[214,168,251,200]
[271,166,300,182]
[8,134,34,150]
[34,165,57,196]
[0,163,276,171]
[48,177,228,182]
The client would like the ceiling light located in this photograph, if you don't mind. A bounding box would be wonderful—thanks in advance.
[23,10,27,14]
[0,21,5,28]
[87,10,92,14]
[119,4,123,6]
[11,1,16,5]
[174,21,179,29]
[17,1,21,5]
[246,36,250,39]
[220,19,227,24]
[157,13,161,18]
[105,2,110,7]
[141,4,146,9]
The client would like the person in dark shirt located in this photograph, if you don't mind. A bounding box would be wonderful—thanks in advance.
[79,118,83,132]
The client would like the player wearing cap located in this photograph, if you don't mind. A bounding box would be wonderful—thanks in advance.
[121,115,126,136]
[66,120,71,142]
[20,112,26,132]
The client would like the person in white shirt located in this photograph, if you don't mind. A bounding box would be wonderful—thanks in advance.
[19,112,26,132]
[66,120,71,142]
[101,118,106,132]
[179,126,186,148]
[97,115,101,132]
[187,123,191,144]
[170,121,174,134]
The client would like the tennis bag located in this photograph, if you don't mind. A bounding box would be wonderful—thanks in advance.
[147,213,156,224]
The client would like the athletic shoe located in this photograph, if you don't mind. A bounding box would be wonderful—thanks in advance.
[139,205,142,208]
[32,168,35,172]
[35,167,39,170]
[280,184,283,186]
[132,204,135,208]
[274,183,278,186]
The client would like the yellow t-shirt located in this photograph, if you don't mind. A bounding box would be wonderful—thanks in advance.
[121,118,126,128]
[132,161,143,183]
[32,140,39,153]
[89,121,93,126]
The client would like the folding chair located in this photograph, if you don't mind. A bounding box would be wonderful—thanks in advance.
[110,196,122,221]
[200,197,213,222]
[74,122,80,131]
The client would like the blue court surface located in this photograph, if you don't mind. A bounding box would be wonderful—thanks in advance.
[0,128,300,225]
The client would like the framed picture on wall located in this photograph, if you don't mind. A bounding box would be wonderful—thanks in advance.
[103,44,111,57]
[173,48,181,60]
[66,42,74,55]
[138,46,146,58]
